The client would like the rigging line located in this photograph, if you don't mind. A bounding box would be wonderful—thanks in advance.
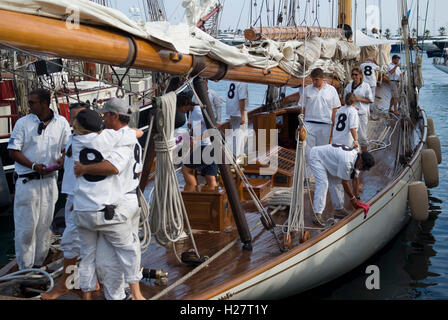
[0,43,148,99]
[2,66,84,105]
[233,0,246,38]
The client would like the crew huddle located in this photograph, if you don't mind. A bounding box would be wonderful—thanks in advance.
[8,90,145,300]
[8,58,388,298]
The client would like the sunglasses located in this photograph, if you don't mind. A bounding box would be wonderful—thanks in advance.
[351,73,360,76]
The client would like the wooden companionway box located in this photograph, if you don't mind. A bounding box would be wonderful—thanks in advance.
[181,186,235,232]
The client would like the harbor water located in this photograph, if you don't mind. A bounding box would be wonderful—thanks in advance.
[0,56,447,299]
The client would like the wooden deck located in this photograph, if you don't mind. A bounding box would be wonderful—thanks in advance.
[135,112,400,300]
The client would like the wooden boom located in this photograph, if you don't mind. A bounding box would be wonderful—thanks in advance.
[0,10,341,88]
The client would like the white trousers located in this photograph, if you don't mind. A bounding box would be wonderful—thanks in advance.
[358,113,369,147]
[304,122,332,179]
[75,204,141,293]
[95,194,141,300]
[13,175,58,270]
[309,150,345,214]
[59,195,80,259]
[229,112,248,158]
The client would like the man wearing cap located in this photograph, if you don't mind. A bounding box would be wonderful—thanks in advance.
[74,98,144,300]
[41,102,88,300]
[8,88,71,270]
[71,108,145,300]
[308,144,376,226]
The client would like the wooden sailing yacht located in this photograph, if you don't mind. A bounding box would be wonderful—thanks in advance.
[0,0,441,300]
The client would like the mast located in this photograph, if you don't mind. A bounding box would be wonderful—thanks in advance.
[399,0,418,119]
[338,0,352,27]
[0,10,341,88]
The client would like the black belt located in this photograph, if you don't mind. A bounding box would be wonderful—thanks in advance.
[14,172,56,184]
[306,120,330,125]
[390,80,399,82]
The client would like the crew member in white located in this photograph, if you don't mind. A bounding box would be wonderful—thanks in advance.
[225,81,248,160]
[298,68,341,179]
[360,57,380,116]
[344,67,373,153]
[192,78,223,124]
[41,102,87,300]
[330,93,359,150]
[75,98,144,300]
[71,109,145,300]
[309,144,376,226]
[8,88,71,270]
[387,55,403,115]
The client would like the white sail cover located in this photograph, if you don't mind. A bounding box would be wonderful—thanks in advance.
[0,0,359,81]
[354,30,401,47]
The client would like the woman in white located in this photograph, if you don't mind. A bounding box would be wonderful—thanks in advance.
[330,93,359,150]
[344,67,373,153]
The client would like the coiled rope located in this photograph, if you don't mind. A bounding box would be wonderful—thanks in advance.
[148,92,201,260]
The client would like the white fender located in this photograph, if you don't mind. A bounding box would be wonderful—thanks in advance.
[426,135,442,164]
[427,118,435,136]
[408,182,429,221]
[421,149,439,188]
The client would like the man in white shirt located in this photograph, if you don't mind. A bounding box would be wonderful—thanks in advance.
[298,68,341,179]
[330,93,359,150]
[309,144,376,226]
[360,57,380,115]
[41,102,87,300]
[344,67,373,153]
[85,97,144,300]
[72,109,145,300]
[8,88,71,270]
[192,79,223,123]
[387,55,402,115]
[225,81,248,160]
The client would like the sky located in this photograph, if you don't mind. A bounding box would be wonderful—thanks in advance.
[115,0,448,37]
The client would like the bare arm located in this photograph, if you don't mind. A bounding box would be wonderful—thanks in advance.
[354,96,373,104]
[350,128,359,149]
[74,160,118,177]
[8,149,49,175]
[239,99,246,124]
[342,179,359,208]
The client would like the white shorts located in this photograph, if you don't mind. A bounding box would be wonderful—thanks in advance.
[390,81,399,99]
